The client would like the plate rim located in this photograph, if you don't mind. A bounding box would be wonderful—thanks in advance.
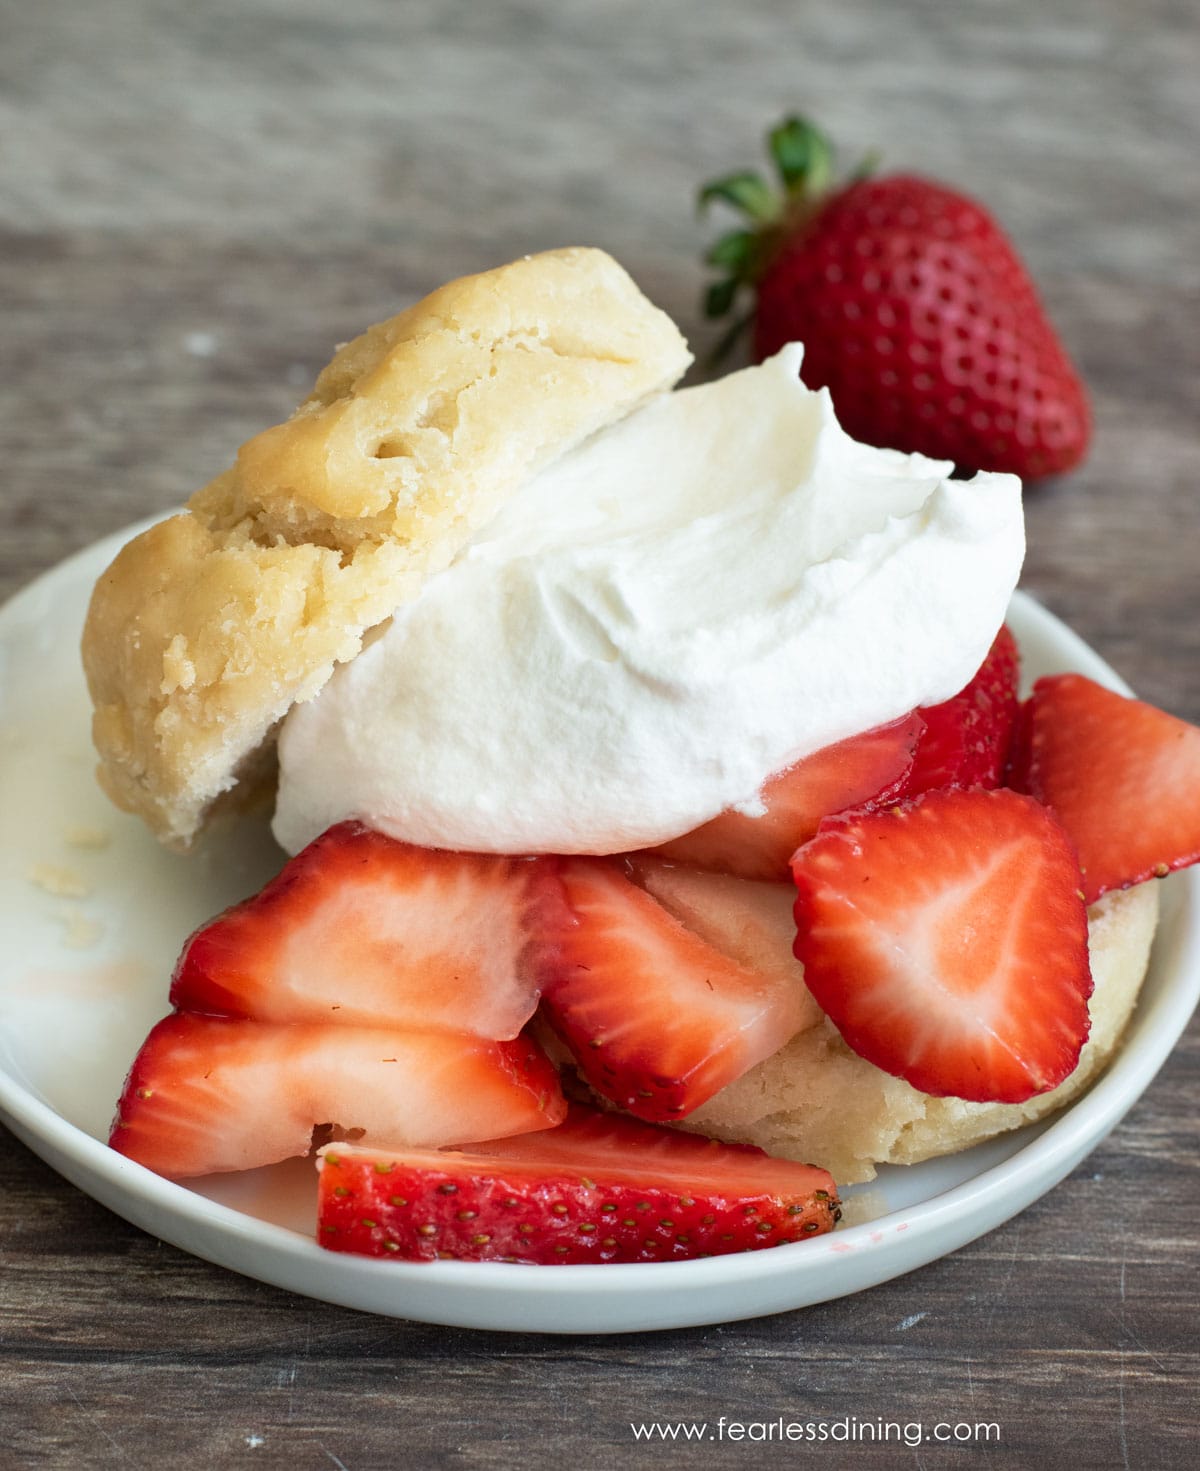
[1,523,1197,1333]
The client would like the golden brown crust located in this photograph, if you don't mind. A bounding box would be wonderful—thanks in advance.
[82,249,691,846]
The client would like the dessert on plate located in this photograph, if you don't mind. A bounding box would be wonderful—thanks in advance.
[82,248,1200,1264]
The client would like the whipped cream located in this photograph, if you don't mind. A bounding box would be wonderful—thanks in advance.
[274,345,1024,857]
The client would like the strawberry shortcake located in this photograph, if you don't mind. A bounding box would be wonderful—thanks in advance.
[83,250,1198,1264]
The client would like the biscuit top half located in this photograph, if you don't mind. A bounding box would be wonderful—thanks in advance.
[82,248,692,848]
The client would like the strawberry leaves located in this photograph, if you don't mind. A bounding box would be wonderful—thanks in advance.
[767,115,834,192]
[698,170,778,222]
[698,114,850,323]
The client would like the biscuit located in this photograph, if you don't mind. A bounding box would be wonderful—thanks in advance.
[683,882,1160,1182]
[82,249,691,847]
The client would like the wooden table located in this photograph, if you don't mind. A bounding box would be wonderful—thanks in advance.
[2,2,1197,1465]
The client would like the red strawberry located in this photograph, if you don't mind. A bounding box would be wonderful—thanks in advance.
[535,860,810,1122]
[173,822,563,1040]
[791,788,1092,1103]
[109,1014,565,1177]
[700,117,1090,480]
[1003,693,1036,794]
[899,624,1020,796]
[649,712,922,880]
[627,857,825,1035]
[316,1106,840,1264]
[1011,673,1200,904]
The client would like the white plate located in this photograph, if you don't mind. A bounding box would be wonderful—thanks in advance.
[1,522,1197,1334]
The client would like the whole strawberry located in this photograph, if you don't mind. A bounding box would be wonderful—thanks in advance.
[701,117,1091,480]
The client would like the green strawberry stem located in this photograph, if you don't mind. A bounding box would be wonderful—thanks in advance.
[698,115,873,333]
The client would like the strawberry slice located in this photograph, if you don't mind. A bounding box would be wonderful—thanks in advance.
[650,713,923,881]
[316,1106,840,1263]
[1012,673,1200,904]
[535,860,810,1122]
[109,1014,565,1177]
[1003,693,1036,793]
[900,625,1020,796]
[791,788,1092,1103]
[172,822,563,1040]
[628,856,825,1034]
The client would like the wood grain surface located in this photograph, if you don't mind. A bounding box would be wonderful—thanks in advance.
[2,1,1197,1467]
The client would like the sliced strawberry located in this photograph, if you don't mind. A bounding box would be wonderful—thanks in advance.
[109,1014,565,1177]
[172,822,563,1040]
[1003,692,1036,793]
[650,713,923,881]
[535,860,810,1122]
[627,856,824,1033]
[791,788,1092,1103]
[900,625,1020,796]
[1012,673,1200,904]
[316,1106,840,1264]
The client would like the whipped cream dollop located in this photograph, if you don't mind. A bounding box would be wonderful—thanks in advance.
[274,345,1024,857]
